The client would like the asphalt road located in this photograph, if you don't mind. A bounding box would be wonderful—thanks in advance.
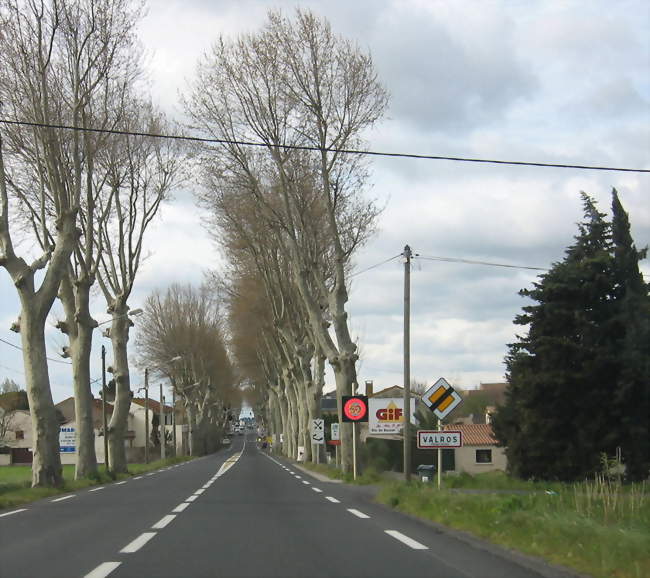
[0,434,577,578]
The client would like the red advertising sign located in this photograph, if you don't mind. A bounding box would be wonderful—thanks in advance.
[342,395,368,422]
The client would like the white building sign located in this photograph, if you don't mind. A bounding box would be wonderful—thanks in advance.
[59,426,76,453]
[368,398,416,434]
[417,430,463,449]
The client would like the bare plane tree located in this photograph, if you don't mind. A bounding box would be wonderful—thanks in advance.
[96,106,182,473]
[0,0,144,486]
[185,9,387,471]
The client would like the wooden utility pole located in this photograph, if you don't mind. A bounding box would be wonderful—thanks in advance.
[403,244,412,482]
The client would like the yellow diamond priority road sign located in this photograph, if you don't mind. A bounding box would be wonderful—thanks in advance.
[421,377,462,420]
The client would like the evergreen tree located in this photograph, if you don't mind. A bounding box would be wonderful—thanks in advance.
[609,190,650,480]
[493,193,632,480]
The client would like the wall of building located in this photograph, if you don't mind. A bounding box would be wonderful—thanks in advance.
[454,445,507,475]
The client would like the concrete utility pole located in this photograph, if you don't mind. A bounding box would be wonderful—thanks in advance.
[144,369,149,464]
[101,345,110,474]
[172,383,176,457]
[403,244,412,482]
[160,383,166,460]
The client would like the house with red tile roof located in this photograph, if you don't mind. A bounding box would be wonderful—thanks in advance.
[443,423,507,475]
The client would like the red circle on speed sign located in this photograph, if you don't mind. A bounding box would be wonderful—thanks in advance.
[343,397,367,421]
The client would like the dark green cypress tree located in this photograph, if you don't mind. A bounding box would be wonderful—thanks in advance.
[493,193,618,480]
[609,189,650,481]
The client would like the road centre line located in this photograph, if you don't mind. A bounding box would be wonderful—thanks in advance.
[89,486,105,492]
[83,561,121,578]
[120,532,156,553]
[194,488,205,495]
[172,503,190,513]
[186,495,198,502]
[152,514,176,530]
[312,487,323,493]
[348,508,370,519]
[0,508,27,517]
[51,495,76,502]
[325,496,340,503]
[384,530,429,550]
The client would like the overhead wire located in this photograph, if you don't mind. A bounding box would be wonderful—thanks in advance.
[1,119,648,173]
[417,254,548,271]
[0,336,73,365]
[349,254,403,277]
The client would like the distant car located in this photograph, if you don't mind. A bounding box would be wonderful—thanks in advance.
[222,437,231,445]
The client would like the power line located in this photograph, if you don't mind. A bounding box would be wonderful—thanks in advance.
[350,254,403,278]
[1,119,648,173]
[0,337,72,365]
[417,255,547,271]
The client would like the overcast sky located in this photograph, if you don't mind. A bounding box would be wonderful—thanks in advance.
[1,0,649,403]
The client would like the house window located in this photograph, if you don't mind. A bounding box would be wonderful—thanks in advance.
[15,430,24,440]
[475,449,492,464]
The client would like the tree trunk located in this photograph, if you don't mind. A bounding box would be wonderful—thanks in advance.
[21,306,63,487]
[59,275,98,479]
[107,303,133,473]
[334,355,358,473]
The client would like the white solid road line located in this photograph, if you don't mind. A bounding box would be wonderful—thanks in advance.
[89,486,105,492]
[120,532,157,553]
[0,508,27,518]
[325,496,340,503]
[172,502,190,513]
[312,487,323,493]
[84,561,122,578]
[152,514,176,530]
[51,495,76,502]
[347,508,370,519]
[384,530,429,550]
[115,481,127,485]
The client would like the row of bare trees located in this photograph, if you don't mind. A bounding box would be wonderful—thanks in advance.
[186,10,388,471]
[134,284,237,457]
[0,0,182,485]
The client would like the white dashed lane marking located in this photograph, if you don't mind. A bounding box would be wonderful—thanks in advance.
[325,496,340,503]
[51,495,75,503]
[0,508,27,517]
[152,515,176,530]
[312,487,323,493]
[83,561,121,578]
[120,532,156,553]
[89,486,105,492]
[384,530,429,550]
[348,508,370,519]
[173,503,190,513]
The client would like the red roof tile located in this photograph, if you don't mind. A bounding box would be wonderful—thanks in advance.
[444,423,497,446]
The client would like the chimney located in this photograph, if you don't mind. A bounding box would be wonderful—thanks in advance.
[365,380,374,397]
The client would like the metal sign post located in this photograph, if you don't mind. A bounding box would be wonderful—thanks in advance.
[437,418,442,489]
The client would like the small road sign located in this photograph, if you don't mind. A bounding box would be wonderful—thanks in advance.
[311,419,325,444]
[342,396,369,422]
[331,423,340,441]
[417,430,463,449]
[421,377,462,420]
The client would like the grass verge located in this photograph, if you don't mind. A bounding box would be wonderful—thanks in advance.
[0,455,193,510]
[298,461,383,485]
[376,479,649,578]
